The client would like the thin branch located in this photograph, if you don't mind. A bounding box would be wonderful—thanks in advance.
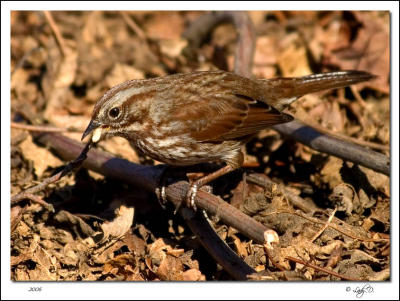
[286,256,361,281]
[165,180,279,245]
[11,121,78,133]
[263,209,388,242]
[180,208,256,280]
[300,119,389,152]
[273,120,389,175]
[43,11,67,57]
[11,193,54,212]
[246,173,319,214]
[351,85,367,108]
[182,11,255,78]
[120,12,146,41]
[311,207,337,242]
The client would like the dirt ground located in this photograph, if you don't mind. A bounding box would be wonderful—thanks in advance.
[10,11,390,281]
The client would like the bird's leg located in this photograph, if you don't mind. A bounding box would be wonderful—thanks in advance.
[155,165,171,209]
[186,164,236,211]
[184,150,244,210]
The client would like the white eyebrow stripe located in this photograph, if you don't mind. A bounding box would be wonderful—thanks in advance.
[110,86,148,106]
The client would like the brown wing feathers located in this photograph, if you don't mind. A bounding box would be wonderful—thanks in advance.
[190,93,291,142]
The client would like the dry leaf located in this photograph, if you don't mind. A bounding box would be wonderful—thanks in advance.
[182,268,205,281]
[105,63,144,88]
[278,35,312,77]
[324,12,389,93]
[159,38,188,58]
[320,156,344,189]
[157,255,184,281]
[19,135,63,177]
[144,12,184,40]
[100,205,135,243]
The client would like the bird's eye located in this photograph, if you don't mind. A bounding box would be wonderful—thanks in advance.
[108,107,120,119]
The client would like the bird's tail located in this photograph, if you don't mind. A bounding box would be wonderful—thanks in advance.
[260,70,375,111]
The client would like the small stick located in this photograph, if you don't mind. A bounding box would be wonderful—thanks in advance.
[263,209,388,242]
[11,121,78,133]
[310,207,337,242]
[11,193,54,212]
[180,208,256,280]
[286,256,360,281]
[120,12,146,40]
[351,85,367,108]
[246,173,319,214]
[273,120,390,175]
[43,11,67,57]
[300,119,389,152]
[166,181,279,245]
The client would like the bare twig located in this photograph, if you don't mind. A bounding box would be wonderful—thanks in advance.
[180,209,256,280]
[165,180,279,245]
[246,173,319,214]
[183,11,255,78]
[300,119,390,152]
[273,121,390,175]
[350,85,367,108]
[120,12,146,40]
[263,209,388,242]
[43,11,67,57]
[11,121,78,133]
[311,207,337,242]
[285,256,360,281]
[11,193,54,212]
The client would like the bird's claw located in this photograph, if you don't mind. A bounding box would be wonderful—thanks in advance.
[155,186,167,209]
[187,183,198,211]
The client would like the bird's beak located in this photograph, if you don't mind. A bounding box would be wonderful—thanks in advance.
[81,120,101,141]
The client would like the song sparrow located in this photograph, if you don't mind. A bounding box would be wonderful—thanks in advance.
[82,70,374,208]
